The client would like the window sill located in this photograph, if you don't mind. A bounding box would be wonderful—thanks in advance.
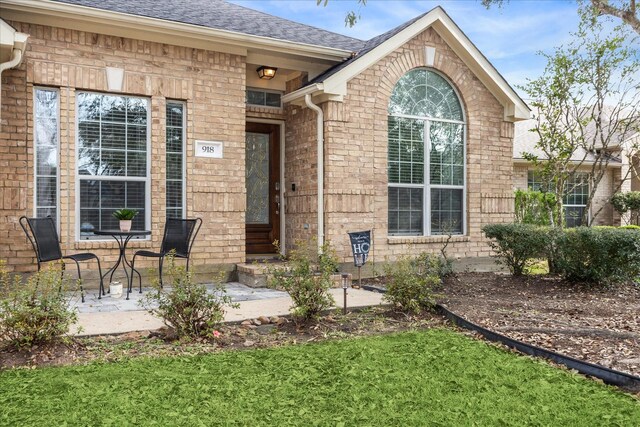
[387,235,470,245]
[74,240,154,250]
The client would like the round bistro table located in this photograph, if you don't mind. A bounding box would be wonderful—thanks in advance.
[93,230,151,297]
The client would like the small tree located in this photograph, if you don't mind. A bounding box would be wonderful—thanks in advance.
[268,239,337,323]
[611,191,640,225]
[140,255,236,339]
[523,17,639,227]
[0,260,78,348]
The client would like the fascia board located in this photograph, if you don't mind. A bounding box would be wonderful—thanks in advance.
[321,10,442,93]
[318,7,530,121]
[1,0,353,61]
[432,19,529,121]
[282,83,323,104]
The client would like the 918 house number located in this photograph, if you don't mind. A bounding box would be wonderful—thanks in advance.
[195,140,223,158]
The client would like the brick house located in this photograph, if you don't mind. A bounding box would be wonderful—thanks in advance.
[512,116,640,227]
[0,0,530,279]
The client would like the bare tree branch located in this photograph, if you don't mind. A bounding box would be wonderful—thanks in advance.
[591,0,640,33]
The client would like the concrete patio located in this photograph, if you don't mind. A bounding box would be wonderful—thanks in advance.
[69,283,385,336]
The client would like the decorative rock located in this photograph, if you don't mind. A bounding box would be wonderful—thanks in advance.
[243,340,255,347]
[258,316,271,324]
[252,319,262,326]
[241,320,252,328]
[273,317,287,325]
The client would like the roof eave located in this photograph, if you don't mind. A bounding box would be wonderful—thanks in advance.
[1,0,354,61]
[284,7,531,122]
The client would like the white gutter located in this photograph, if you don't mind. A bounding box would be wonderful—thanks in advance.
[0,38,27,122]
[304,94,324,253]
[282,83,323,104]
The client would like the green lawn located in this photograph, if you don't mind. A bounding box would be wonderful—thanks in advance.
[1,329,638,426]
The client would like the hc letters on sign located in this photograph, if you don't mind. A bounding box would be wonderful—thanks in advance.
[348,230,371,267]
[195,140,224,158]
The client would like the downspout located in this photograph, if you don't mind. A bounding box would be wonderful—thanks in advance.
[0,48,23,121]
[304,94,324,253]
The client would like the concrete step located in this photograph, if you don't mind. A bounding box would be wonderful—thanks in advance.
[237,261,352,289]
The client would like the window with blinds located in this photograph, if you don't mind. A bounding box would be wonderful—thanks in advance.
[387,69,465,236]
[527,170,589,227]
[166,101,185,219]
[34,88,59,224]
[76,92,149,239]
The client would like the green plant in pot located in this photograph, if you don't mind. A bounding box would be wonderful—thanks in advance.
[112,208,138,232]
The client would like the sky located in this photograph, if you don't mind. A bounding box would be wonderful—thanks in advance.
[230,0,583,97]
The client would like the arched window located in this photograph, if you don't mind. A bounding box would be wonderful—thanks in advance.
[388,69,465,235]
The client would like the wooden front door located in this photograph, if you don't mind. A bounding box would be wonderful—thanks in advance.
[245,123,280,254]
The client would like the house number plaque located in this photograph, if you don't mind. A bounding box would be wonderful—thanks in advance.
[195,140,224,158]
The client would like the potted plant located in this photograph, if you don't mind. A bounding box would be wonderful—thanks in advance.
[112,208,138,232]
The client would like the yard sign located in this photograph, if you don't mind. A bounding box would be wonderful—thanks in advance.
[348,230,371,267]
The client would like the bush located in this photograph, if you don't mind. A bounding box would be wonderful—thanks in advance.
[0,260,78,349]
[621,225,640,230]
[383,253,443,314]
[140,256,236,339]
[483,223,640,285]
[482,223,549,276]
[268,240,337,322]
[611,191,640,225]
[554,227,640,286]
[514,189,556,226]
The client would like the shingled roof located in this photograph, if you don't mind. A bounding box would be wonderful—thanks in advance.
[53,0,365,51]
[307,11,430,85]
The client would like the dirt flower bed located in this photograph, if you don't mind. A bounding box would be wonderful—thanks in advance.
[440,272,640,377]
[0,308,445,369]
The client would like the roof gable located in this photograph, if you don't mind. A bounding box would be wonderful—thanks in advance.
[286,7,531,122]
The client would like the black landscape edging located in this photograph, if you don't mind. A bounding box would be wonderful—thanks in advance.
[437,304,640,388]
[361,284,640,388]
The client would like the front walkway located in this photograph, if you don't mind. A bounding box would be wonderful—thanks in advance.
[70,283,384,336]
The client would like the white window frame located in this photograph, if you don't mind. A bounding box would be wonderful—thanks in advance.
[74,92,151,241]
[166,100,187,219]
[246,87,283,109]
[387,69,467,236]
[33,87,61,228]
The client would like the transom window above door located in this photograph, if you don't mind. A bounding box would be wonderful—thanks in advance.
[387,68,465,236]
[76,92,150,239]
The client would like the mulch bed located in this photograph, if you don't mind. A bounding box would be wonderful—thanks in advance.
[0,308,445,370]
[439,272,640,378]
[2,271,638,391]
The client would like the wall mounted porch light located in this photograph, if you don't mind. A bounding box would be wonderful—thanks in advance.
[257,65,277,80]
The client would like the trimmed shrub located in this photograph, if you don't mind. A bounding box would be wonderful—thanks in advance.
[482,223,549,276]
[514,189,556,226]
[554,227,640,286]
[268,240,337,322]
[0,260,78,348]
[141,256,236,339]
[621,225,640,230]
[383,253,443,314]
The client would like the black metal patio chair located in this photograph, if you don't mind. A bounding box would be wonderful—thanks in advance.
[128,218,202,297]
[19,216,104,302]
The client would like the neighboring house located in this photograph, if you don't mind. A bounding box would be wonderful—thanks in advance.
[0,0,530,276]
[512,114,639,227]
